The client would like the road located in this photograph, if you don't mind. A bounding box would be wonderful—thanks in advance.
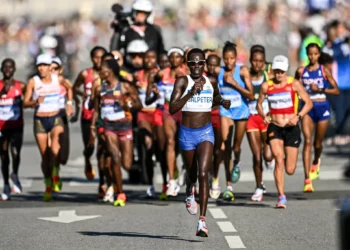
[0,110,349,250]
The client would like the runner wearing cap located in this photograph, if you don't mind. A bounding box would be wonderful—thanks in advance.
[72,46,107,181]
[147,47,187,198]
[24,54,74,201]
[125,40,149,73]
[295,43,339,192]
[170,48,230,237]
[0,58,25,201]
[257,55,313,208]
[246,46,274,202]
[216,42,254,201]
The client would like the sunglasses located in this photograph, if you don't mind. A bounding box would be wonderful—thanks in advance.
[188,60,206,67]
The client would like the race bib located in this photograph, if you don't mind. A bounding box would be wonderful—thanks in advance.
[59,96,65,109]
[223,94,242,108]
[185,95,212,111]
[0,106,20,121]
[268,92,293,109]
[41,94,60,112]
[248,99,269,115]
[101,105,125,121]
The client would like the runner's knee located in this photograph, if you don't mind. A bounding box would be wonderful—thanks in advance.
[285,164,296,175]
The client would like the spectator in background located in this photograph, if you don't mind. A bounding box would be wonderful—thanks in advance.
[323,20,350,145]
[299,26,324,66]
[117,0,164,57]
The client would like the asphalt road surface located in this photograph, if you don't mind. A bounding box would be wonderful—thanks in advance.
[0,110,349,250]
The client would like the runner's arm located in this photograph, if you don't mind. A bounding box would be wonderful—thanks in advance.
[89,78,100,109]
[323,67,340,95]
[169,76,192,114]
[59,76,73,103]
[145,71,161,105]
[90,85,101,128]
[23,78,37,108]
[257,82,268,120]
[125,83,142,111]
[294,67,304,80]
[238,66,254,100]
[292,80,313,118]
[72,70,87,117]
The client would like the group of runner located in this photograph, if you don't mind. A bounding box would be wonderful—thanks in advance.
[0,40,340,237]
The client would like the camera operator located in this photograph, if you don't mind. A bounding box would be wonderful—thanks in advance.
[116,0,164,56]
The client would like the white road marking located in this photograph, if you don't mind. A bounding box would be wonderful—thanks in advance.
[69,181,96,187]
[208,208,227,219]
[225,236,246,249]
[207,204,217,207]
[38,210,101,224]
[217,221,237,232]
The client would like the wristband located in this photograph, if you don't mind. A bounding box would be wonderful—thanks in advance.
[90,125,95,129]
[66,101,73,105]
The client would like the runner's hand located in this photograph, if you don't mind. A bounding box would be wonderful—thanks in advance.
[224,72,237,87]
[66,104,73,117]
[220,99,231,109]
[287,115,299,126]
[70,113,79,123]
[89,129,96,146]
[310,83,320,92]
[263,116,271,125]
[37,96,45,104]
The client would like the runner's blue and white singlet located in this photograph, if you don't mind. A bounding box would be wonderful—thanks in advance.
[218,66,250,120]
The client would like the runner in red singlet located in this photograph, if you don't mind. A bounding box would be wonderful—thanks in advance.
[257,55,313,208]
[0,59,25,201]
[72,46,107,181]
[147,47,186,198]
[133,50,162,198]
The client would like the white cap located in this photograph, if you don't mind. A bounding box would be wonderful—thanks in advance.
[36,54,52,65]
[272,55,289,72]
[132,0,153,12]
[52,57,62,66]
[127,40,149,54]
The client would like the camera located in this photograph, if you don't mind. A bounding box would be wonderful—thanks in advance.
[110,4,132,33]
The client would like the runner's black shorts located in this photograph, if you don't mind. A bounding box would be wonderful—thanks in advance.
[266,123,301,148]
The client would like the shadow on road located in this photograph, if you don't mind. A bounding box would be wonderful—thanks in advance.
[77,231,203,242]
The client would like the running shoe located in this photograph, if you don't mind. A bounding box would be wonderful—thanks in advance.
[10,173,22,194]
[1,184,11,201]
[196,216,208,237]
[185,187,198,215]
[276,195,287,209]
[166,180,180,197]
[265,159,275,172]
[231,163,241,184]
[222,186,235,201]
[52,175,62,193]
[159,184,169,200]
[146,185,155,198]
[98,185,106,200]
[309,159,321,181]
[209,178,221,199]
[178,168,186,187]
[113,193,126,207]
[303,179,314,193]
[103,186,114,203]
[251,188,264,202]
[43,186,53,202]
[85,163,95,180]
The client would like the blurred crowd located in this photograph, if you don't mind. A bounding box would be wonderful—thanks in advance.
[0,0,349,141]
